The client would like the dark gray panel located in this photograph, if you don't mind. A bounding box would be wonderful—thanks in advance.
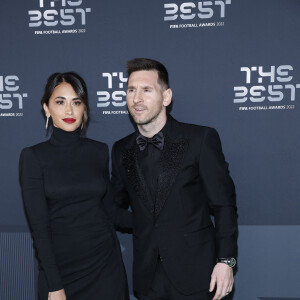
[0,232,36,300]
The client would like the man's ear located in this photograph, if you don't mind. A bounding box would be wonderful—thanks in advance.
[163,88,172,107]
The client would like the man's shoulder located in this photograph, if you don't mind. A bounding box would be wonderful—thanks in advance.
[178,120,212,131]
[172,117,217,138]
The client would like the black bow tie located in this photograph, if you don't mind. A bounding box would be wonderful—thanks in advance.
[136,132,164,151]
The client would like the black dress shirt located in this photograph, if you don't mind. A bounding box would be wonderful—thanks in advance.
[136,129,166,210]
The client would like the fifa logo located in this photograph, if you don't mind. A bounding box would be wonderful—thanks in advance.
[28,0,91,27]
[97,72,127,108]
[164,0,231,21]
[0,75,28,111]
[234,65,300,103]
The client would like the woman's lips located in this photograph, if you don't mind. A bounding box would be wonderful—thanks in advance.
[62,118,76,124]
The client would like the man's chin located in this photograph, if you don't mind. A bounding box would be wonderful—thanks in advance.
[135,119,149,125]
[130,114,149,125]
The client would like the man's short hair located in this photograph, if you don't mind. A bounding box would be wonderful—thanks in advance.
[127,58,169,90]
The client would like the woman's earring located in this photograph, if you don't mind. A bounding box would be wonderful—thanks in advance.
[46,116,49,129]
[81,122,83,130]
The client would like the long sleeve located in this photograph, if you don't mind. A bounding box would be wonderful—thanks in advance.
[198,128,238,258]
[101,144,132,231]
[19,147,63,292]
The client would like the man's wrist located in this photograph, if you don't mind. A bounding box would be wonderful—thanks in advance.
[216,257,236,268]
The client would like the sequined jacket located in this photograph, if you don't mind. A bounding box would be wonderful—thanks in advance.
[111,115,238,295]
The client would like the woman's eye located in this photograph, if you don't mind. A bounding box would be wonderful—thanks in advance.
[56,100,64,105]
[73,101,82,106]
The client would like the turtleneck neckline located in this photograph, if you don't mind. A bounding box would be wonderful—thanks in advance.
[50,126,82,146]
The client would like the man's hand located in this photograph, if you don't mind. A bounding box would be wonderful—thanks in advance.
[209,263,234,300]
[48,289,66,300]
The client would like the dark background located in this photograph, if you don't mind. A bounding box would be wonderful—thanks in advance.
[0,0,299,299]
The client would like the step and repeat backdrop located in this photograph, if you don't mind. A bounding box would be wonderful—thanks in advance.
[0,0,300,299]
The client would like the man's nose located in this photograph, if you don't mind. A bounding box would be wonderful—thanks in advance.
[133,90,142,103]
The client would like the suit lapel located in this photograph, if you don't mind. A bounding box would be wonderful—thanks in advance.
[121,116,188,217]
[154,133,188,216]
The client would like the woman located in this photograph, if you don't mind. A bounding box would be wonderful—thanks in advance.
[19,72,131,300]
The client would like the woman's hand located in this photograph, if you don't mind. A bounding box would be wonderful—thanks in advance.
[48,289,66,300]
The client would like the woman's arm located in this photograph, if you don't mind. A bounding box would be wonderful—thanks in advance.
[19,147,64,292]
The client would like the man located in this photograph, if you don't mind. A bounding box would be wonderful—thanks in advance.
[111,58,238,300]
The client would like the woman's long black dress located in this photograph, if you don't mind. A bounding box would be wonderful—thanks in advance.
[19,127,129,300]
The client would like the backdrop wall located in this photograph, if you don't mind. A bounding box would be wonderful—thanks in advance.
[0,0,299,299]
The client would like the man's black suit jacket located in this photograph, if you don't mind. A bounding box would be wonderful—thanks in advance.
[111,115,238,296]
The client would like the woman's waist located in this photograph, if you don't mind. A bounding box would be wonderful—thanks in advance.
[50,219,112,236]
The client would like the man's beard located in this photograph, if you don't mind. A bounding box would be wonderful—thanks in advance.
[129,106,162,126]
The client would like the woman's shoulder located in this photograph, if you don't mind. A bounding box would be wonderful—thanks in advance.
[20,141,49,159]
[20,141,49,166]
